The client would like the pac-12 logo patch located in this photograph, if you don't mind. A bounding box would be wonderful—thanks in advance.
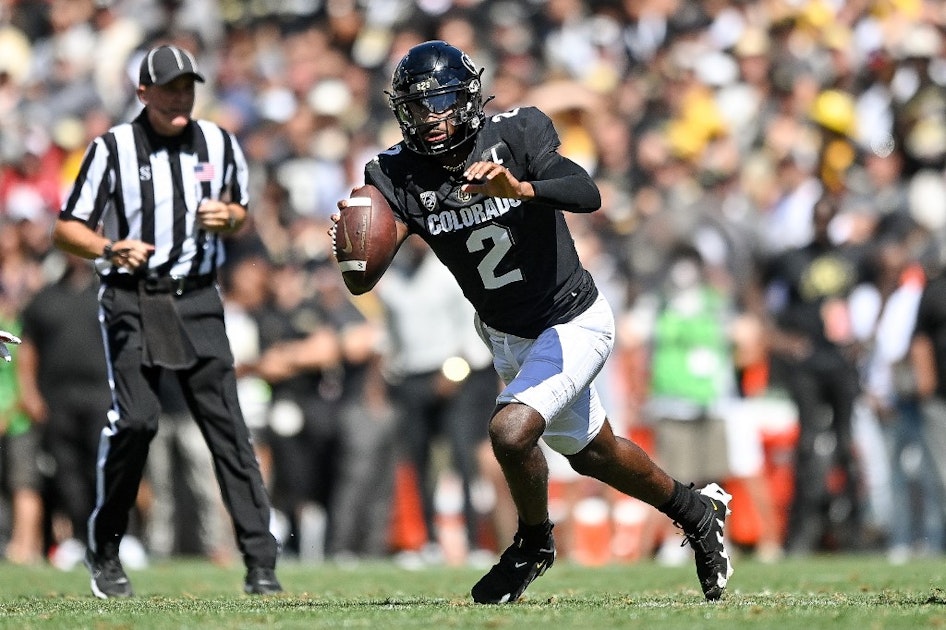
[420,191,438,212]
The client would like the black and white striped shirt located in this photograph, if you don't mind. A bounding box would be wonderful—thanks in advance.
[60,111,249,279]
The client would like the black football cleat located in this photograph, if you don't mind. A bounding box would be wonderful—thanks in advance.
[471,525,555,604]
[682,483,734,601]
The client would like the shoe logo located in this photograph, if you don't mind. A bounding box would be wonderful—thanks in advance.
[710,500,718,512]
[338,224,354,255]
[514,561,528,568]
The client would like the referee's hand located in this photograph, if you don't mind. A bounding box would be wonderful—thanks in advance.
[109,240,154,271]
[197,199,240,233]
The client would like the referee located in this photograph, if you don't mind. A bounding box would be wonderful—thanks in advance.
[53,44,281,598]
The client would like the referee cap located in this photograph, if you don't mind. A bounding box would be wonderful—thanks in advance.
[139,45,205,86]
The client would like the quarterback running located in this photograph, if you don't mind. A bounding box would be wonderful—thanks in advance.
[332,40,734,604]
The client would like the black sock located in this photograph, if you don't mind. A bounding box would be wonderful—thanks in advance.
[657,480,705,532]
[516,518,553,547]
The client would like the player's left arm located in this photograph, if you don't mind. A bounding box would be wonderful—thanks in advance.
[461,154,600,212]
[526,152,601,212]
[461,107,600,212]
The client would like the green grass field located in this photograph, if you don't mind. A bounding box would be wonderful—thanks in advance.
[1,554,944,629]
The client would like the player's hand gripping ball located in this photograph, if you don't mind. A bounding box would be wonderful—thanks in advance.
[333,184,398,294]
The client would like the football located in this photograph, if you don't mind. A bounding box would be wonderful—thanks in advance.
[334,184,398,294]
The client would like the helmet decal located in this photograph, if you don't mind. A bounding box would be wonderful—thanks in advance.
[461,53,477,75]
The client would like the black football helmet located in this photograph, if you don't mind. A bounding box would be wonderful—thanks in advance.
[388,41,486,156]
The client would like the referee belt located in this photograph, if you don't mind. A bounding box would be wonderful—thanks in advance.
[103,273,215,296]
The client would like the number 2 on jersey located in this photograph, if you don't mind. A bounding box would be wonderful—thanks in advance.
[466,224,523,290]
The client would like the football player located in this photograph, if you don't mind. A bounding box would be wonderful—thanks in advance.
[333,40,734,604]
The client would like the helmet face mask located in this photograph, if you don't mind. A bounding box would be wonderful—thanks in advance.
[388,41,485,156]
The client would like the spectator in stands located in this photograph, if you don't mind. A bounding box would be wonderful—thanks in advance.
[850,236,942,563]
[377,237,501,566]
[909,251,946,558]
[0,312,42,565]
[753,195,867,554]
[252,259,343,559]
[314,264,398,561]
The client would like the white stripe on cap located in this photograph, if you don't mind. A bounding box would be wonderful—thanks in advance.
[181,48,198,71]
[145,45,200,84]
[170,46,185,69]
[146,48,158,83]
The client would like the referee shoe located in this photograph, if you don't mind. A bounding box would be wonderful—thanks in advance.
[244,567,283,595]
[86,549,133,599]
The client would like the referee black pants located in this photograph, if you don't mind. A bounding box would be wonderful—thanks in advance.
[89,284,278,569]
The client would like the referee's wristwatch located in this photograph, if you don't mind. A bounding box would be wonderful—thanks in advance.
[102,241,115,260]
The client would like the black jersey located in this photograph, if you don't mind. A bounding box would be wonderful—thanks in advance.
[366,106,600,338]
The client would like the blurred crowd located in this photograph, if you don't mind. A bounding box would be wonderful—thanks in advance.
[2,0,946,570]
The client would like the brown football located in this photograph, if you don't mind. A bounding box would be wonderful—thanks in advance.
[334,184,398,294]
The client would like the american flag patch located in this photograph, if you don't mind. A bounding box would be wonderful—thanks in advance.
[194,163,215,181]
